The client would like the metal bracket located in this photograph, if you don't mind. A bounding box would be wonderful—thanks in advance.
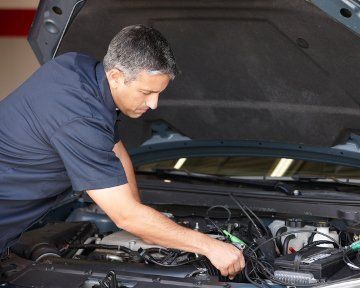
[311,0,360,35]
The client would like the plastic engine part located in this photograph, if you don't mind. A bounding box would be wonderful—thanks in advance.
[11,222,98,261]
[274,270,318,285]
[66,205,117,233]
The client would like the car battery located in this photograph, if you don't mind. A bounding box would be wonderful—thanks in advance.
[274,247,348,281]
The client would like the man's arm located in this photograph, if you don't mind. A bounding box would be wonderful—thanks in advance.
[87,185,245,279]
[113,141,141,202]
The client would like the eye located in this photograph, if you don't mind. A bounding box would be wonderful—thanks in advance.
[141,91,151,95]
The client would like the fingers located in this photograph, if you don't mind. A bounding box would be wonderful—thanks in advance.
[206,240,246,280]
[219,267,229,278]
[219,264,237,280]
[218,252,245,279]
[228,263,236,276]
[228,264,237,280]
[239,251,246,270]
[227,250,246,279]
[233,257,243,274]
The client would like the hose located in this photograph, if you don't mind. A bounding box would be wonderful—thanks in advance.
[282,234,296,255]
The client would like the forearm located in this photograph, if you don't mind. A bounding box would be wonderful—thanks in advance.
[118,202,214,255]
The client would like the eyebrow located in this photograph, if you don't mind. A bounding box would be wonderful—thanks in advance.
[140,89,160,93]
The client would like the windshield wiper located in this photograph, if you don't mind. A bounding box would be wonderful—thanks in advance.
[291,174,360,187]
[138,169,298,196]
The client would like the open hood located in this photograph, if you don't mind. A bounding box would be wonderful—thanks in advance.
[28,0,360,150]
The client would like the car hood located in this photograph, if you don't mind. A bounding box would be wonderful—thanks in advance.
[28,0,360,150]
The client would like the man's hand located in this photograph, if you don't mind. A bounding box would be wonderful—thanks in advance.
[204,240,245,280]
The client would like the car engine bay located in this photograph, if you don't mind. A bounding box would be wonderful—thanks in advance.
[2,196,360,288]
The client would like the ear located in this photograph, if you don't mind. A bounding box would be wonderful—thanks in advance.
[106,69,126,89]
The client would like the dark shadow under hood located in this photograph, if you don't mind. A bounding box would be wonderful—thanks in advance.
[29,0,360,150]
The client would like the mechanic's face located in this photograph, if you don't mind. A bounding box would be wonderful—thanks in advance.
[106,69,170,118]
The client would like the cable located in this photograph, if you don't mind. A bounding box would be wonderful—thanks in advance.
[205,205,232,237]
[205,203,357,286]
[243,247,275,287]
[282,234,296,255]
[229,194,263,237]
[205,205,232,223]
[242,227,360,287]
[227,196,345,286]
[138,248,205,267]
[233,195,269,237]
[299,240,339,251]
[275,226,287,252]
[245,247,316,287]
[244,249,264,287]
[243,230,345,287]
[228,194,360,285]
[244,261,272,288]
[343,249,360,270]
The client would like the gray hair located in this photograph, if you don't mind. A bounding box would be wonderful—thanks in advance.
[103,25,178,81]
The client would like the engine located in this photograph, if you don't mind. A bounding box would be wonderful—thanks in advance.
[3,203,360,287]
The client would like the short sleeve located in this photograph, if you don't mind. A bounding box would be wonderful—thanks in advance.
[50,117,128,191]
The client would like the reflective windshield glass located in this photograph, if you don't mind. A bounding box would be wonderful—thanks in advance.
[136,156,360,179]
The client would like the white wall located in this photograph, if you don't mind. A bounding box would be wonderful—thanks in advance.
[0,0,38,9]
[0,38,39,100]
[0,0,39,100]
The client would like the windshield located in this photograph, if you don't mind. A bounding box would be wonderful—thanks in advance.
[136,156,360,181]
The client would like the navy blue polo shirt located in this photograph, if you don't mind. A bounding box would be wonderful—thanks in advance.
[0,52,128,255]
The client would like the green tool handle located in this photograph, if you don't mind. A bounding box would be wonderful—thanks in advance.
[351,240,360,251]
[222,230,246,249]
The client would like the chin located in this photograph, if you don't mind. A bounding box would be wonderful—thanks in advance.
[128,112,143,119]
[121,109,140,118]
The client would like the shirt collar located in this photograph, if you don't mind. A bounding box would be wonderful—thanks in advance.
[96,61,117,114]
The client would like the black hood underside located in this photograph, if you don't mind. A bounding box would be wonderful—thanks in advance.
[29,0,360,149]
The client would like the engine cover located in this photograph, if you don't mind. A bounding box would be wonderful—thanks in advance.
[100,230,163,251]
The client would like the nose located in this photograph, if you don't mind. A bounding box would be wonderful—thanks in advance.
[146,94,159,110]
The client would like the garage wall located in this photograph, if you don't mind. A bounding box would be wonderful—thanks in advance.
[0,0,39,100]
[0,38,40,100]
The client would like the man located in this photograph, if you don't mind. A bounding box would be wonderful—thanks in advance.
[0,25,244,279]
